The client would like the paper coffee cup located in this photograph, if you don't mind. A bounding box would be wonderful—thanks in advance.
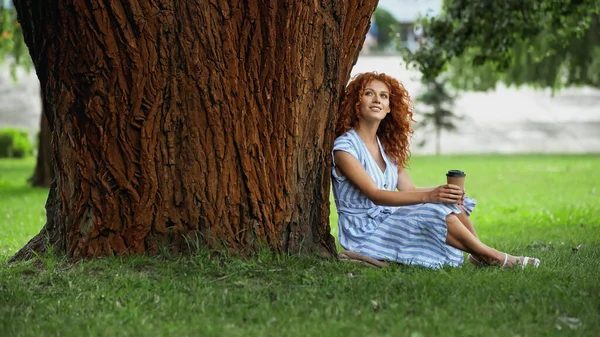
[446,170,466,188]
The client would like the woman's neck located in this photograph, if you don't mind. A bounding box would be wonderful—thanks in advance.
[355,121,379,146]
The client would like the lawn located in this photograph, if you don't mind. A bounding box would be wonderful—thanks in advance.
[1,155,599,337]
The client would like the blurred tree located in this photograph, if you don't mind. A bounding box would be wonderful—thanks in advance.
[372,8,398,52]
[402,0,600,89]
[447,13,600,91]
[1,3,52,187]
[28,113,54,186]
[415,77,460,155]
[0,4,31,76]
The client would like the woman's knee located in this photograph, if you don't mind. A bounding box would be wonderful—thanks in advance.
[457,205,469,215]
[446,213,459,224]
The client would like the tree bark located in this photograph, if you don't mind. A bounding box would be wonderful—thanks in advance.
[29,106,54,187]
[10,0,377,261]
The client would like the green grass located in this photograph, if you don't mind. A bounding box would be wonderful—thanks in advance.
[1,155,600,337]
[0,158,48,257]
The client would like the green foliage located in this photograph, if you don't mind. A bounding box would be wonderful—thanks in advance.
[0,5,32,78]
[414,77,461,154]
[401,0,600,88]
[372,8,399,51]
[447,13,600,91]
[2,155,600,336]
[0,127,32,158]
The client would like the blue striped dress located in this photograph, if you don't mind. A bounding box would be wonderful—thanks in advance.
[332,129,477,269]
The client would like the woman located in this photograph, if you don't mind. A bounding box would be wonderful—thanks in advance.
[332,72,540,269]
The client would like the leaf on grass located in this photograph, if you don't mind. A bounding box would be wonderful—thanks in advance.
[371,300,381,311]
[153,294,160,303]
[216,274,229,281]
[528,241,554,250]
[347,272,356,279]
[556,315,582,330]
[20,269,36,276]
[116,300,122,308]
[33,259,44,270]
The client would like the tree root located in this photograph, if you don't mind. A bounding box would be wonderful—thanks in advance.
[7,228,49,263]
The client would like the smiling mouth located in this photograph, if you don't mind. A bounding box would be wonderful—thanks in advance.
[370,107,382,112]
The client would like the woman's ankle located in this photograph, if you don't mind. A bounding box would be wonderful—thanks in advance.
[480,251,508,266]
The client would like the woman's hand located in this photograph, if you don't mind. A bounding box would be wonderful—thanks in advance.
[426,184,463,204]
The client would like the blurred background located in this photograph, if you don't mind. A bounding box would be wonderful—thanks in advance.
[356,0,600,155]
[1,0,599,159]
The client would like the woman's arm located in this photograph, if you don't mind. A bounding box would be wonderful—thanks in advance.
[397,168,436,192]
[334,151,462,206]
[397,167,465,204]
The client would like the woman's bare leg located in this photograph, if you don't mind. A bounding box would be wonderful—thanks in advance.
[445,214,520,266]
[455,206,488,264]
[456,205,477,237]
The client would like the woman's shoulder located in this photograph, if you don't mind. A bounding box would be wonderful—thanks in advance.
[333,129,362,158]
[334,129,359,143]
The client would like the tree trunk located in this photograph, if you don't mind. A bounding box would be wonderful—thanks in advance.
[29,105,54,187]
[10,0,377,261]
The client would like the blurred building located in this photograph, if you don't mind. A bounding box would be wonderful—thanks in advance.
[365,0,442,53]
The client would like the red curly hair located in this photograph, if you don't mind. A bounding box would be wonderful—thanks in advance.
[335,72,414,168]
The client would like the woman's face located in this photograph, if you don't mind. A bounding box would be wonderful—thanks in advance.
[359,79,390,121]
